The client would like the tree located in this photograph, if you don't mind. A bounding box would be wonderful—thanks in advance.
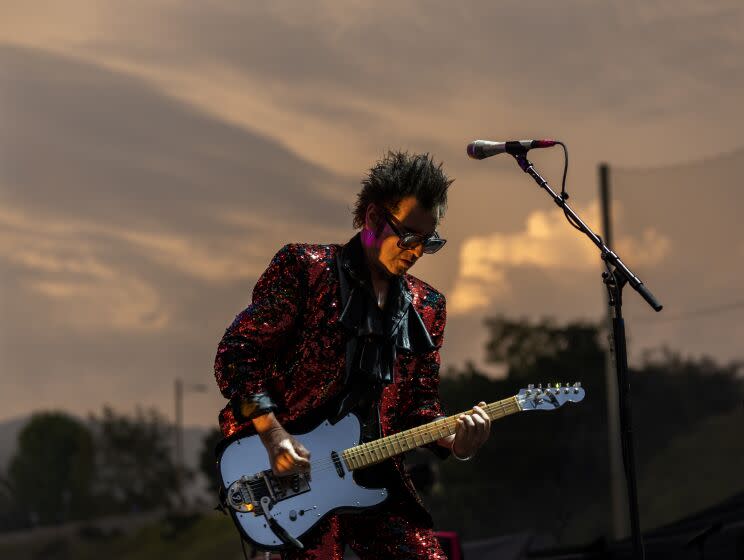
[199,428,225,495]
[629,347,743,469]
[0,471,30,532]
[484,315,606,384]
[7,412,95,525]
[428,316,744,545]
[89,405,180,513]
[432,317,612,543]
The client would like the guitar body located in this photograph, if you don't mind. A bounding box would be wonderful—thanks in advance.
[218,413,388,550]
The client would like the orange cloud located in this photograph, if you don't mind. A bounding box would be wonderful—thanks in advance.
[449,201,671,314]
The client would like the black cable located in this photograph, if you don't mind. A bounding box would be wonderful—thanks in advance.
[554,141,584,232]
[240,534,249,560]
[602,254,620,307]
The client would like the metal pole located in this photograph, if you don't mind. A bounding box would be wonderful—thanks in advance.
[599,163,628,539]
[175,378,183,500]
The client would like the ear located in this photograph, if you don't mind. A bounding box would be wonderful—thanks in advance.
[365,203,385,234]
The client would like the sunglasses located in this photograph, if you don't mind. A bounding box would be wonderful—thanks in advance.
[383,212,447,254]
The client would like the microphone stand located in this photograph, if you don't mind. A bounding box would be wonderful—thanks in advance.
[509,148,662,560]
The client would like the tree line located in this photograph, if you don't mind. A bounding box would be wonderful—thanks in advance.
[0,406,180,531]
[2,315,742,546]
[426,316,744,544]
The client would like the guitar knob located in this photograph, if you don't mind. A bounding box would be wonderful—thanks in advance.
[527,384,534,390]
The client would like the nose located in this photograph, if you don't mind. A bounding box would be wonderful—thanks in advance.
[411,244,425,258]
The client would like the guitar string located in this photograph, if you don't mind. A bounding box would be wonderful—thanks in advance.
[235,391,576,487]
[236,399,522,487]
[237,391,579,488]
[319,400,517,472]
[238,411,523,492]
[240,400,522,485]
[246,400,520,481]
[354,399,519,461]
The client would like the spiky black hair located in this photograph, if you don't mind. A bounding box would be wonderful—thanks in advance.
[352,150,453,229]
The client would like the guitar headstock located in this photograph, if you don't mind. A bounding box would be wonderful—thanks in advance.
[516,382,585,411]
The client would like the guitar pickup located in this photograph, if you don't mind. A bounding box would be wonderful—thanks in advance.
[331,451,345,478]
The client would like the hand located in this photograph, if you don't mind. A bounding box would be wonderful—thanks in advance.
[261,427,311,477]
[258,425,311,477]
[452,402,491,459]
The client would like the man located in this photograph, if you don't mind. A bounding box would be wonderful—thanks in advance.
[214,150,491,559]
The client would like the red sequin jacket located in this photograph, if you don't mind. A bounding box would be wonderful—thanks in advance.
[213,236,449,507]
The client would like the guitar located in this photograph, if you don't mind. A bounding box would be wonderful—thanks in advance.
[218,383,585,550]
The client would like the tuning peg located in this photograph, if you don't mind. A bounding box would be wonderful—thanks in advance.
[538,383,543,389]
[556,382,561,388]
[527,384,534,390]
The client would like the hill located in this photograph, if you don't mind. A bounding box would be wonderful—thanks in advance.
[638,406,744,530]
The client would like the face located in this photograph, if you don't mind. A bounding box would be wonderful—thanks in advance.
[362,196,440,277]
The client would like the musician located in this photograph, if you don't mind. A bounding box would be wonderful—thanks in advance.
[214,150,491,559]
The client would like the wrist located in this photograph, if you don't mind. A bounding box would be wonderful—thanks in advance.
[451,443,473,462]
[232,392,277,424]
[252,412,282,434]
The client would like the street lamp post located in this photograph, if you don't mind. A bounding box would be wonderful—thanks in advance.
[174,378,208,505]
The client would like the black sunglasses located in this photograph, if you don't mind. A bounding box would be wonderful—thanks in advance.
[383,212,447,254]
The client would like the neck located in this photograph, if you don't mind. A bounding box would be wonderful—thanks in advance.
[360,230,392,287]
[340,395,521,470]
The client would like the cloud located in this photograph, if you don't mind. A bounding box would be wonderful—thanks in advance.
[0,44,360,423]
[0,44,358,330]
[449,202,671,314]
[3,1,743,180]
[0,2,742,425]
[0,206,166,331]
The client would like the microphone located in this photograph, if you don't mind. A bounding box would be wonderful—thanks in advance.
[467,139,557,160]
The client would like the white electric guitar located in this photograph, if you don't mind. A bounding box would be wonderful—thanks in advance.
[218,383,585,551]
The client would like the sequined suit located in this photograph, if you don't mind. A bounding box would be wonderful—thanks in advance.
[214,234,449,559]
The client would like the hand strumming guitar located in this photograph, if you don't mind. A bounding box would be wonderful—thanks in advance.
[253,413,311,477]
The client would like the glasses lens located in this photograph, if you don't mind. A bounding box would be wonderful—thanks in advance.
[423,238,447,254]
[397,235,447,253]
[398,234,422,249]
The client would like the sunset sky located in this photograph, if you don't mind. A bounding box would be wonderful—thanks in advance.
[1,1,742,427]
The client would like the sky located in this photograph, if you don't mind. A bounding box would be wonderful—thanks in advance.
[1,1,743,427]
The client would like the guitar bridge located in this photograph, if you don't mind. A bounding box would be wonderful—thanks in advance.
[226,470,311,514]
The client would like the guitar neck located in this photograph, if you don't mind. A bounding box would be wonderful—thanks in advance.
[341,396,520,471]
